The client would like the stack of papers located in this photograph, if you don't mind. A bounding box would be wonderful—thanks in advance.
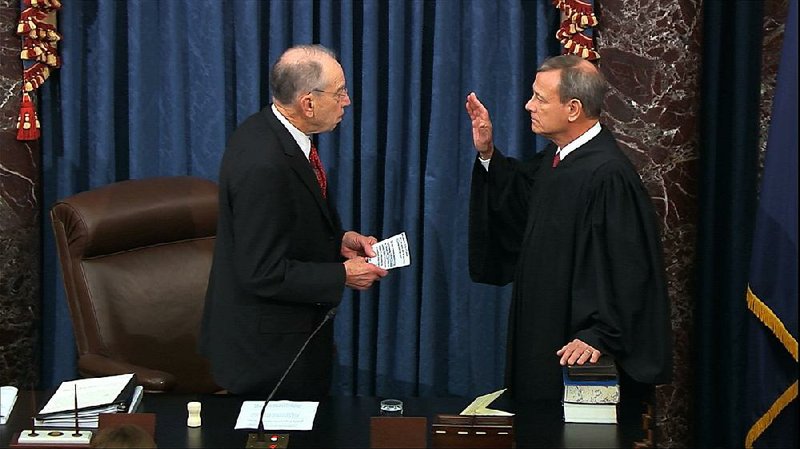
[34,374,143,429]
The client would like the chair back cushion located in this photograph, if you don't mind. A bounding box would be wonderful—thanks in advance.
[50,176,219,393]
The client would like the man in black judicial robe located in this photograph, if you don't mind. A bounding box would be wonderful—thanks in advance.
[465,55,671,404]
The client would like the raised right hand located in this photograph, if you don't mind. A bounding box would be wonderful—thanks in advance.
[344,257,388,291]
[465,92,494,159]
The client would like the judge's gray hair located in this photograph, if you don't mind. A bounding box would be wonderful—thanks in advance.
[270,44,338,105]
[538,54,608,119]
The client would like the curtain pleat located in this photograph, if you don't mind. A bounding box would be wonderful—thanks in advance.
[695,1,765,446]
[40,0,556,397]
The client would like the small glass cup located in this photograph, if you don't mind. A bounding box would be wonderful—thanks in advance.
[379,398,403,417]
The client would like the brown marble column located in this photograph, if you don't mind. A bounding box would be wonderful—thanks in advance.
[0,1,40,388]
[759,2,789,163]
[594,1,702,447]
[595,0,788,447]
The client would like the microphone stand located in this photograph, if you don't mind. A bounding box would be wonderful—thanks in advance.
[246,307,338,448]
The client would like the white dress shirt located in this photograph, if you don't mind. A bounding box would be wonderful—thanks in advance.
[272,103,312,160]
[479,121,602,171]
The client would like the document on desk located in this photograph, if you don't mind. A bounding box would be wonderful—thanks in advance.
[460,388,514,416]
[38,373,135,415]
[1,385,19,424]
[366,232,411,269]
[235,400,319,431]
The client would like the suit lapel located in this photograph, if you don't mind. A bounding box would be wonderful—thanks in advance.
[264,110,335,228]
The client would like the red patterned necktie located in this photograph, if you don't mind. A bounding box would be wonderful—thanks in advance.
[552,150,561,168]
[309,141,328,198]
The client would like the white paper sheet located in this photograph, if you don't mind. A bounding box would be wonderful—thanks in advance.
[366,232,411,269]
[1,386,18,424]
[235,400,319,431]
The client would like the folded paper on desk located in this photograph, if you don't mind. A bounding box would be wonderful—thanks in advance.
[460,388,514,416]
[1,385,19,425]
[34,373,142,429]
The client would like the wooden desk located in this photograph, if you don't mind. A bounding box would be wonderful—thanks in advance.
[1,392,643,448]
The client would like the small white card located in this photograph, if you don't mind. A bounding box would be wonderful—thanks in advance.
[235,400,319,431]
[366,232,411,269]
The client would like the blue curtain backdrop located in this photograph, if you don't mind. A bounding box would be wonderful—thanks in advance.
[40,0,557,397]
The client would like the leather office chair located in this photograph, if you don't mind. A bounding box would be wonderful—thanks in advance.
[50,176,220,393]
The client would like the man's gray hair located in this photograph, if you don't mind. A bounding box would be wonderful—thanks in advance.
[270,44,338,105]
[538,54,608,118]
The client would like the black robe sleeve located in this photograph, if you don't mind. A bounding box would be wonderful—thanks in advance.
[468,148,545,285]
[570,160,672,384]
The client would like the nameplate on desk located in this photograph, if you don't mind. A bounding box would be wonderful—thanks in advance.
[431,414,514,449]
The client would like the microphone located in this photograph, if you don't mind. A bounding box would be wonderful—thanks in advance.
[247,306,338,446]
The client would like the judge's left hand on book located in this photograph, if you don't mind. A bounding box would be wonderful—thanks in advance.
[556,338,603,365]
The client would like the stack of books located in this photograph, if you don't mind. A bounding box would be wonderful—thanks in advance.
[34,373,143,429]
[562,355,620,424]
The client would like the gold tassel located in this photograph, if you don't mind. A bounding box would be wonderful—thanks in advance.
[745,381,798,448]
[747,285,799,360]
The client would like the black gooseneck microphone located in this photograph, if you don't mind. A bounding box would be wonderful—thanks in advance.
[250,306,338,444]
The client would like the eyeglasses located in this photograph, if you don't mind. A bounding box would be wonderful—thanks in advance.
[311,87,349,100]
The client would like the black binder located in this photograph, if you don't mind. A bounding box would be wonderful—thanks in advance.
[35,374,138,424]
[564,355,617,381]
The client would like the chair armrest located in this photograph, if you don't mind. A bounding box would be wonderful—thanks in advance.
[78,354,177,392]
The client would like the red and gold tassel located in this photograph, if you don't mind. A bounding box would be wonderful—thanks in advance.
[16,92,40,141]
[554,0,600,61]
[16,0,61,141]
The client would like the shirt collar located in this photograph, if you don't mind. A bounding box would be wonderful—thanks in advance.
[557,121,602,160]
[271,103,312,159]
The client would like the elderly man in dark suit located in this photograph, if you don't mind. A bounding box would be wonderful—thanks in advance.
[199,44,387,398]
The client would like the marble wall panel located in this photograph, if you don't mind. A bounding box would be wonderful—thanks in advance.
[0,0,40,388]
[759,1,789,174]
[594,0,701,447]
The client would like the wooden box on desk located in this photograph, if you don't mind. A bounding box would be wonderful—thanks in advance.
[370,416,427,448]
[431,414,514,448]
